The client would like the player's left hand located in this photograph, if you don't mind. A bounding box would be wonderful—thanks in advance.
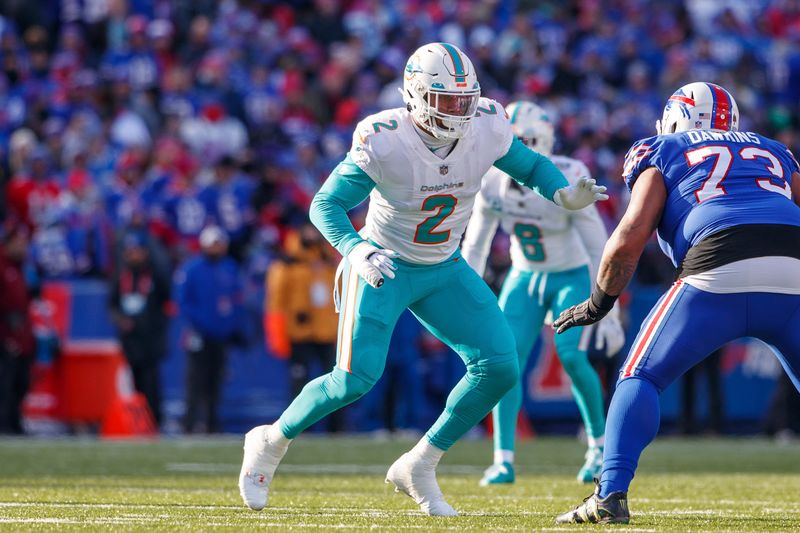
[553,177,609,210]
[553,296,611,334]
[594,314,625,357]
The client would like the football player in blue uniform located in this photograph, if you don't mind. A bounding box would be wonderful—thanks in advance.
[552,82,800,524]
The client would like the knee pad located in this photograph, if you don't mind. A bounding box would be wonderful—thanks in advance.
[324,368,376,403]
[615,373,662,393]
[483,354,520,392]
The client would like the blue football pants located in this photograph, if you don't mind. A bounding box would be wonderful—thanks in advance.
[600,280,800,496]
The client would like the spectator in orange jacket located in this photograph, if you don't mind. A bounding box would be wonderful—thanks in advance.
[265,223,342,431]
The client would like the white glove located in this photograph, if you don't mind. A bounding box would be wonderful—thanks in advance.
[553,177,609,210]
[347,241,399,289]
[594,309,625,357]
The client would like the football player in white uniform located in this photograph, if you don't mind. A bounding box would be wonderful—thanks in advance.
[461,101,626,485]
[239,43,607,516]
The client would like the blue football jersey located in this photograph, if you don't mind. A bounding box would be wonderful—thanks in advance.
[623,130,800,267]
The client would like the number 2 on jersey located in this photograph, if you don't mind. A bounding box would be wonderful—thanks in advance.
[514,223,546,261]
[414,194,458,245]
[688,145,792,203]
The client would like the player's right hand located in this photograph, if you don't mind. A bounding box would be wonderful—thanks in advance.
[347,241,399,289]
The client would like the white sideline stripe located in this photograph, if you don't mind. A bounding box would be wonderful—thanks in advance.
[0,517,590,531]
[542,529,656,533]
[0,519,76,524]
[6,498,784,516]
[637,497,800,507]
[165,462,487,475]
[0,502,241,510]
[642,508,798,516]
[0,518,161,524]
[0,519,644,531]
[245,524,477,530]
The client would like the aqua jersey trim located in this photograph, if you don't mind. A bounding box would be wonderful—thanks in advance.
[493,137,568,201]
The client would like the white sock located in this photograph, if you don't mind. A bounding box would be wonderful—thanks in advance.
[588,435,604,449]
[494,449,514,465]
[409,438,445,466]
[266,424,291,451]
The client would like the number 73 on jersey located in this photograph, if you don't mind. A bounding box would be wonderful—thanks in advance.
[688,145,792,203]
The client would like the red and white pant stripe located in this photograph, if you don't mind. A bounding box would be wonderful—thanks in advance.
[622,280,685,378]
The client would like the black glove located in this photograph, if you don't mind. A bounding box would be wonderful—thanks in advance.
[553,285,618,334]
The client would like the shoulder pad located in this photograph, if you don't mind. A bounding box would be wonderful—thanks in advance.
[351,109,406,174]
[475,98,514,158]
[788,148,800,174]
[760,135,800,175]
[475,98,508,120]
[622,136,660,190]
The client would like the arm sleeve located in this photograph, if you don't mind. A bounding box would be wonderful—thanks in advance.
[309,154,376,257]
[460,190,501,278]
[571,203,608,282]
[493,137,569,202]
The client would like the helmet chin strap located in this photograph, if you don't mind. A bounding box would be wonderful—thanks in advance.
[412,117,458,158]
[413,116,458,141]
[412,116,436,137]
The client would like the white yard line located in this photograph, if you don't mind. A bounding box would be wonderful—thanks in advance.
[538,526,656,533]
[0,502,242,511]
[637,497,800,507]
[165,462,487,475]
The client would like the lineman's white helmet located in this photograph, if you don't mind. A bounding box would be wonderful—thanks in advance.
[402,42,481,140]
[657,82,740,135]
[506,101,555,157]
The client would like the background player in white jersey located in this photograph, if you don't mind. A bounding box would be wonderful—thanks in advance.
[238,43,607,516]
[462,102,625,485]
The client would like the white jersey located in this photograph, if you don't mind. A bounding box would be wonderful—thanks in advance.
[462,155,608,278]
[349,98,513,265]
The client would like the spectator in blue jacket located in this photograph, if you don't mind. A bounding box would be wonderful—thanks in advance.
[174,225,243,433]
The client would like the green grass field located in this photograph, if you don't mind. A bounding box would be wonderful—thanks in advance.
[0,435,799,531]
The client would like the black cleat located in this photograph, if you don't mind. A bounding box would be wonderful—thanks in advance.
[555,482,630,524]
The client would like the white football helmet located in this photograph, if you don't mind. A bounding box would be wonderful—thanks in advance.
[402,42,481,140]
[506,101,555,157]
[656,82,740,135]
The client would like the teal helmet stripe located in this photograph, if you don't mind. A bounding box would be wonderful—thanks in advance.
[509,103,522,124]
[439,42,466,81]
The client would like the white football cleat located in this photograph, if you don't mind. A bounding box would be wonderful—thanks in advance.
[238,425,289,510]
[385,452,458,516]
[577,445,604,484]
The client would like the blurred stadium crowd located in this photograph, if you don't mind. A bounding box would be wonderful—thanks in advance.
[2,0,800,434]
